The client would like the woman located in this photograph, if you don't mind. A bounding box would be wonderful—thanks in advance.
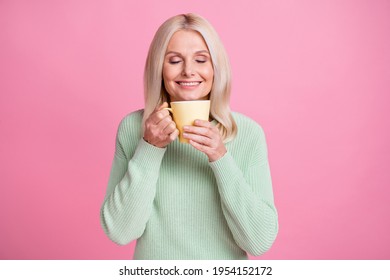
[100,13,278,260]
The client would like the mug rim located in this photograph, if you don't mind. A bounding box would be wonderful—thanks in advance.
[170,100,210,104]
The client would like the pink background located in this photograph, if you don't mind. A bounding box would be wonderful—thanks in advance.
[1,0,389,259]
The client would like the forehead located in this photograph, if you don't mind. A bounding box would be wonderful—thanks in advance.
[166,30,208,52]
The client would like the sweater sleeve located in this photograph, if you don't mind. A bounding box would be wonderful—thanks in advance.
[100,121,166,245]
[209,125,278,256]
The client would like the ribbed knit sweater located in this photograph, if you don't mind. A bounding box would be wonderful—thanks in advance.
[100,110,278,260]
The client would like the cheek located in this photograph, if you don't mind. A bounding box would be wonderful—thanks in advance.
[204,67,214,84]
[203,73,214,93]
[162,65,176,82]
[162,66,169,81]
[163,69,175,92]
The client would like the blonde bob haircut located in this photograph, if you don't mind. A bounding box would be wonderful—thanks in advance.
[143,13,237,142]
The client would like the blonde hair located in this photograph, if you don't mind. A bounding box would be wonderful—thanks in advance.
[143,13,237,142]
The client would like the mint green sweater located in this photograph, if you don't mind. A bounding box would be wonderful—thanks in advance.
[100,110,278,259]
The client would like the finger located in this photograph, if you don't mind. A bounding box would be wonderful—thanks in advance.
[149,102,169,121]
[149,107,170,124]
[168,129,179,141]
[183,132,212,147]
[193,119,213,127]
[189,139,209,153]
[183,125,212,138]
[155,102,169,112]
[155,115,173,130]
[162,121,177,134]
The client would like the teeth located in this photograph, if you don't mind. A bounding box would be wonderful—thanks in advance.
[179,82,200,86]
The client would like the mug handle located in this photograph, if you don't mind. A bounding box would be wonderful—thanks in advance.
[163,108,172,112]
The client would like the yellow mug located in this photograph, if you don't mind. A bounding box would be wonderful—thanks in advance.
[164,100,210,143]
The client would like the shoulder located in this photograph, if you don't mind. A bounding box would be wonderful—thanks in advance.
[231,112,265,139]
[226,112,269,164]
[117,109,143,131]
[116,109,144,141]
[119,109,143,127]
[229,112,269,162]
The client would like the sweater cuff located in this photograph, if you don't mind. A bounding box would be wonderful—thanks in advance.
[209,151,243,187]
[132,138,167,170]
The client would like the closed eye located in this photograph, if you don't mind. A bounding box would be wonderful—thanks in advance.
[169,60,182,64]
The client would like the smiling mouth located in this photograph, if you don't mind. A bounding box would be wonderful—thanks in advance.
[176,81,202,86]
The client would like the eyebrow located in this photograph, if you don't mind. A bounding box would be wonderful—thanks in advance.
[165,50,210,56]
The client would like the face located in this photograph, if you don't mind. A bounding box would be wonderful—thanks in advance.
[163,30,214,102]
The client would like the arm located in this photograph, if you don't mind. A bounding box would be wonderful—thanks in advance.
[173,116,278,255]
[100,123,166,245]
[209,140,278,256]
[100,105,178,245]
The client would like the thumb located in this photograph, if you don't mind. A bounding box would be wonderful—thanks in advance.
[156,101,169,111]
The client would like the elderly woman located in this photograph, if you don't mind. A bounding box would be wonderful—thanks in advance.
[100,13,278,260]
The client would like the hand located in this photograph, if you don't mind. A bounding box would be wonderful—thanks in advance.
[183,119,227,162]
[143,102,179,148]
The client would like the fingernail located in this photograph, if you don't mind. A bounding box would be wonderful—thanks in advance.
[183,126,188,131]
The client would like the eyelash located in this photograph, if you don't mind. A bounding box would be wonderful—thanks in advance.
[169,60,207,64]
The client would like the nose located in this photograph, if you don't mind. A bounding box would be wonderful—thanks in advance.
[182,61,195,77]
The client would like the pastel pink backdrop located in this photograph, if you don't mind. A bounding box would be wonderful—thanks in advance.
[1,0,389,259]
